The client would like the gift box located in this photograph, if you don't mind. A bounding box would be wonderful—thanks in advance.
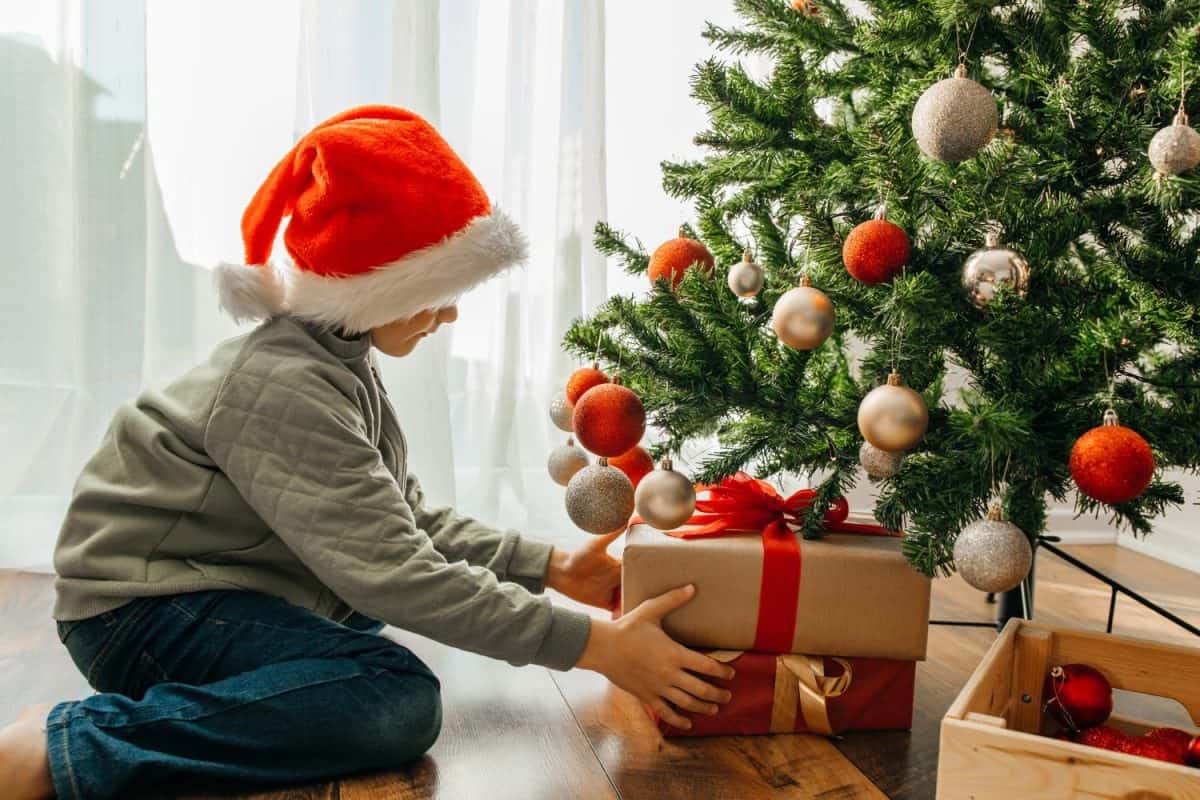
[648,650,916,737]
[621,472,931,660]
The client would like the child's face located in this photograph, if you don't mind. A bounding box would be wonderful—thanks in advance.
[371,305,458,357]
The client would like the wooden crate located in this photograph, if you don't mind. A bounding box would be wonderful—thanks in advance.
[937,619,1200,799]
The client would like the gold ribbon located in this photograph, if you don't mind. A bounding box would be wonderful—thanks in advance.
[702,651,854,735]
[770,655,853,735]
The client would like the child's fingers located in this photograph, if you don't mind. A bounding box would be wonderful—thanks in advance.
[673,670,732,704]
[650,698,691,730]
[593,525,626,548]
[680,648,736,680]
[634,584,695,621]
[664,687,719,716]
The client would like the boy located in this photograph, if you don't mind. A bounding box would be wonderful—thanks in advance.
[0,106,733,799]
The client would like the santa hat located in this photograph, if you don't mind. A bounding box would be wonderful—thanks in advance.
[215,105,527,333]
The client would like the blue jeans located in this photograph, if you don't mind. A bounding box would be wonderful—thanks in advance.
[48,591,442,799]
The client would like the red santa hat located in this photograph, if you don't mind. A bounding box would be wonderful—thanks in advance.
[215,105,527,333]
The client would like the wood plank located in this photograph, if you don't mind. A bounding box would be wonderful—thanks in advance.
[1009,627,1052,733]
[937,717,1200,800]
[550,661,887,799]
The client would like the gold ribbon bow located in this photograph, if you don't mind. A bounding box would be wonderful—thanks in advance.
[772,655,853,735]
[705,651,853,736]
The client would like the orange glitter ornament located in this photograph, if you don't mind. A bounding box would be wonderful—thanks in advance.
[648,228,715,289]
[842,218,910,285]
[1069,409,1155,504]
[565,363,609,405]
[609,445,654,489]
[572,377,646,458]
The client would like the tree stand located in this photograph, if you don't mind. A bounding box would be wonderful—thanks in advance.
[941,537,1199,639]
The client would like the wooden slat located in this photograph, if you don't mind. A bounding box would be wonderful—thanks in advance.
[550,665,887,799]
[937,717,1200,800]
[1009,627,1052,733]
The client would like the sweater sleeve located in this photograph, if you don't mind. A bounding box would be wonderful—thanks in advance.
[203,361,590,670]
[404,474,554,594]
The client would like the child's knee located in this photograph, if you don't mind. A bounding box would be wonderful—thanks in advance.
[365,673,441,765]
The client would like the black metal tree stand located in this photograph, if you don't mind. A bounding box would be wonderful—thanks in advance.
[932,536,1200,640]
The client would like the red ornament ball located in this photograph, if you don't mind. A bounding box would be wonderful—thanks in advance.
[1069,413,1155,504]
[648,233,714,289]
[565,364,609,405]
[1143,728,1194,764]
[609,446,654,489]
[573,382,647,457]
[1043,664,1113,730]
[824,496,850,525]
[1122,737,1184,764]
[842,219,911,285]
[1075,725,1130,752]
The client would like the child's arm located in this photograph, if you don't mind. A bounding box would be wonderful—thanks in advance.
[204,358,588,669]
[403,473,552,593]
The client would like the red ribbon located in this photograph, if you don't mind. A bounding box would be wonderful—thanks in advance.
[633,471,897,652]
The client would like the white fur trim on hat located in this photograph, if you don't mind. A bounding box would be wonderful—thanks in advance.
[214,262,286,323]
[285,208,529,334]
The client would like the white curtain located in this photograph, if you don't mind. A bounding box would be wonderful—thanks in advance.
[1,0,736,569]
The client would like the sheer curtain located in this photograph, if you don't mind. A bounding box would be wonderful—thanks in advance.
[1,0,737,569]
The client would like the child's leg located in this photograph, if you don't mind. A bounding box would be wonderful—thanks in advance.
[47,591,440,800]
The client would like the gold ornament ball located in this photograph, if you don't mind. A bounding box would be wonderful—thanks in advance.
[962,232,1030,308]
[857,371,928,452]
[549,392,575,432]
[547,437,590,486]
[564,457,635,535]
[633,458,696,530]
[1149,110,1200,176]
[771,280,835,350]
[912,65,999,162]
[859,441,905,480]
[727,250,765,298]
[953,505,1033,593]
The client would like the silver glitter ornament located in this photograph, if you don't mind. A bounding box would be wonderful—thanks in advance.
[565,457,635,535]
[728,249,765,298]
[962,232,1030,308]
[549,391,575,432]
[857,370,928,452]
[1149,109,1200,176]
[859,441,905,480]
[634,457,697,530]
[771,276,835,350]
[547,437,590,486]
[912,64,999,162]
[953,503,1033,593]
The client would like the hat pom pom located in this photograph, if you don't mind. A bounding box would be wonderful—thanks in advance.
[214,262,286,323]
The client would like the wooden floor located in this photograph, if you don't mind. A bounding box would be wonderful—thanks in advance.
[2,544,1197,800]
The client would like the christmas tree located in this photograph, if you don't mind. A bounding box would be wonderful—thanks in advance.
[564,0,1200,577]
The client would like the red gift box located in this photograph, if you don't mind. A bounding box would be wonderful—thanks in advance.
[648,650,915,737]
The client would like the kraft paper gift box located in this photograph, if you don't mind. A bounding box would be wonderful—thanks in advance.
[647,650,916,737]
[621,473,932,660]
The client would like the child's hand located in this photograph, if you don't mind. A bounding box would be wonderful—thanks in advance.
[545,528,623,610]
[575,585,735,730]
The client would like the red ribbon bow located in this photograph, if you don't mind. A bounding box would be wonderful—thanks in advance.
[664,471,850,541]
[647,471,896,652]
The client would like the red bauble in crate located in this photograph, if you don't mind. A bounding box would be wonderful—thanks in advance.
[842,218,910,285]
[1075,725,1129,752]
[565,363,609,405]
[1069,409,1155,505]
[648,229,714,289]
[572,377,646,458]
[1043,664,1113,730]
[609,445,654,489]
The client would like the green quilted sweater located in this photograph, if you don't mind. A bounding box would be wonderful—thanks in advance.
[52,315,591,671]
